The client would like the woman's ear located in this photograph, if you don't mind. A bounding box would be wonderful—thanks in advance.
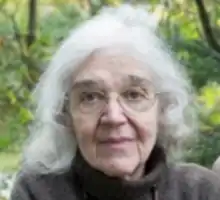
[55,111,73,128]
[56,96,74,129]
[158,99,166,124]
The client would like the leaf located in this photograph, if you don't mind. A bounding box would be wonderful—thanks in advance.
[0,134,13,149]
[6,90,17,105]
[19,107,33,124]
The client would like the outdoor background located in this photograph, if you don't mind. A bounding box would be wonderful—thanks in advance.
[0,0,220,199]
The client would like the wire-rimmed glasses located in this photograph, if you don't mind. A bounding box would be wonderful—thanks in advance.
[70,79,159,114]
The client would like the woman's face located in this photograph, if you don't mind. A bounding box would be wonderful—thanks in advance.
[70,51,159,179]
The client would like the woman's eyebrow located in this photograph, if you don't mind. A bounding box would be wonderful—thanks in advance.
[126,75,151,86]
[71,75,150,90]
[72,79,103,90]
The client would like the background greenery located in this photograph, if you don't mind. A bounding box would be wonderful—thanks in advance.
[0,0,220,173]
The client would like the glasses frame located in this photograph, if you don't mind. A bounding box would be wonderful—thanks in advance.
[67,82,162,115]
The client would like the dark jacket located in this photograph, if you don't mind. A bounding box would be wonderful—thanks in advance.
[10,147,220,200]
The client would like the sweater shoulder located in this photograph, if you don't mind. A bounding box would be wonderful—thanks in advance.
[12,169,68,188]
[174,162,220,183]
[172,162,220,197]
[10,169,77,200]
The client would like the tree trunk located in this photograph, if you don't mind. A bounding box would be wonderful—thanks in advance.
[27,0,37,47]
[194,0,220,54]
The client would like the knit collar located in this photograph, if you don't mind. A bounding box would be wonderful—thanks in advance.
[72,145,167,200]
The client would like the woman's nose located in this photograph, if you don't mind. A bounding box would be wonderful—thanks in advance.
[100,97,127,126]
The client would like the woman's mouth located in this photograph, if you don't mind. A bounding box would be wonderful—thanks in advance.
[98,137,135,148]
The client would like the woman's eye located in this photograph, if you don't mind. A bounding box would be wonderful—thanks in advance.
[80,92,103,103]
[123,89,144,100]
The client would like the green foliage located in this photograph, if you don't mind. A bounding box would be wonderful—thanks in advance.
[185,83,220,167]
[0,2,87,150]
[185,131,220,167]
[38,3,89,45]
[198,83,220,129]
[158,2,220,89]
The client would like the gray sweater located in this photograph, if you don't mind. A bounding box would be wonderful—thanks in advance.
[10,147,220,200]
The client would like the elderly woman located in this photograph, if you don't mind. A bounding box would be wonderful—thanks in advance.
[11,4,220,200]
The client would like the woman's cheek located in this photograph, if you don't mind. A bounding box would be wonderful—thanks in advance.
[122,109,158,162]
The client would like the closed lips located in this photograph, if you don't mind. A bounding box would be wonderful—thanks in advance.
[99,138,135,144]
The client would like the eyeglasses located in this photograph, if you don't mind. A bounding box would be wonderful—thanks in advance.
[70,82,159,114]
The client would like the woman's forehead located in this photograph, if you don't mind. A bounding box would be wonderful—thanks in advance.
[72,52,152,86]
[72,74,152,90]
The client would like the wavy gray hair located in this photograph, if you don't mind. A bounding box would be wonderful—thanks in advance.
[22,4,197,174]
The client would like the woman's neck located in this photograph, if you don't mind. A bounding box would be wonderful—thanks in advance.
[72,145,167,200]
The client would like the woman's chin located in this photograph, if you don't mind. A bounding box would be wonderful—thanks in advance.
[98,157,139,179]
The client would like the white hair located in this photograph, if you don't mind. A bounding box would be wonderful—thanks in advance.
[22,4,197,174]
